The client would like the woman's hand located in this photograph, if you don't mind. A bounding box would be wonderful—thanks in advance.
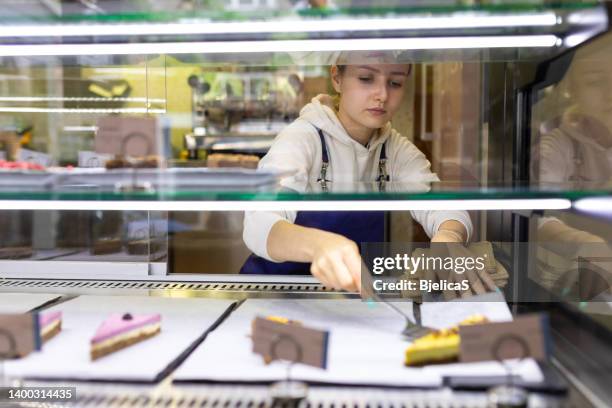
[431,220,467,243]
[267,220,362,292]
[310,231,362,292]
[431,229,465,243]
[428,220,498,298]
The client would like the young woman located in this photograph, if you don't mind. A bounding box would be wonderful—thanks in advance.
[241,56,473,292]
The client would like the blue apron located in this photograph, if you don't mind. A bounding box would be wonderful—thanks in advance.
[240,126,389,275]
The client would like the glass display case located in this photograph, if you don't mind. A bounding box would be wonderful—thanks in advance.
[0,1,611,407]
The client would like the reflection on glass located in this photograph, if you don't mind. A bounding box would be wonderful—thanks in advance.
[0,210,168,268]
[533,33,612,301]
[0,210,33,260]
[536,36,612,186]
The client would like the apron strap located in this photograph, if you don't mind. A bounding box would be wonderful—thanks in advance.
[377,142,390,190]
[316,127,330,181]
[569,134,584,182]
[315,127,331,192]
[314,126,390,190]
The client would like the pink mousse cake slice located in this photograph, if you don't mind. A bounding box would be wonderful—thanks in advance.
[39,311,62,343]
[90,313,161,361]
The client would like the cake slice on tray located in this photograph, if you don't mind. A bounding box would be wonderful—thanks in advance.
[90,313,161,361]
[39,311,62,343]
[404,315,488,366]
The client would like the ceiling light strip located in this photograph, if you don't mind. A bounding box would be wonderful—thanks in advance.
[0,96,166,103]
[0,199,571,212]
[573,197,612,214]
[0,107,166,113]
[0,13,559,38]
[0,35,560,57]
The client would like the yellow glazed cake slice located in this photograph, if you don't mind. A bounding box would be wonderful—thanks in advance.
[404,315,488,366]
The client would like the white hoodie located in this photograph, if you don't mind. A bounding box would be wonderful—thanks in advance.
[243,96,473,261]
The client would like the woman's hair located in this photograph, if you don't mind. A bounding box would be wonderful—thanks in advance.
[335,64,412,76]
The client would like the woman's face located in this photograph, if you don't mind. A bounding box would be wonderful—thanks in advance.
[572,64,612,131]
[332,64,410,131]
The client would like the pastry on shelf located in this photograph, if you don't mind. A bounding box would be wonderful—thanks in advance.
[104,155,129,169]
[0,246,33,259]
[91,237,122,255]
[404,315,488,367]
[206,153,259,169]
[0,159,45,171]
[132,155,161,169]
[39,311,62,343]
[56,211,92,248]
[90,313,161,361]
[126,238,164,255]
[105,155,161,169]
[263,315,302,325]
[250,315,295,336]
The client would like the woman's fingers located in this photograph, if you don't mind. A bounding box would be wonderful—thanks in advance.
[476,267,498,292]
[309,233,362,292]
[311,259,341,290]
[443,286,459,300]
[310,263,329,289]
[329,255,358,292]
[311,252,358,292]
[464,268,486,295]
[424,261,455,300]
[344,250,363,293]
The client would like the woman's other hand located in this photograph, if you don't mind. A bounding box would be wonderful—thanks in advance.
[310,231,362,292]
[431,220,467,243]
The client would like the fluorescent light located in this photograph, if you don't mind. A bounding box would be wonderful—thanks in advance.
[0,13,558,38]
[0,96,166,103]
[573,197,612,214]
[564,28,604,47]
[63,126,98,132]
[92,67,166,76]
[0,35,560,57]
[564,9,608,47]
[0,107,166,113]
[566,8,608,25]
[0,199,571,212]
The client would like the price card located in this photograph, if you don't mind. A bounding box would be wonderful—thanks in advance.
[95,116,158,157]
[17,149,52,167]
[251,316,329,369]
[78,151,113,168]
[0,313,40,359]
[459,314,550,363]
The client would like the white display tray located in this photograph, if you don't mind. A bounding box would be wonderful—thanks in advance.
[0,293,61,313]
[56,168,282,190]
[4,295,236,382]
[173,295,542,387]
[0,169,57,190]
[0,167,284,192]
